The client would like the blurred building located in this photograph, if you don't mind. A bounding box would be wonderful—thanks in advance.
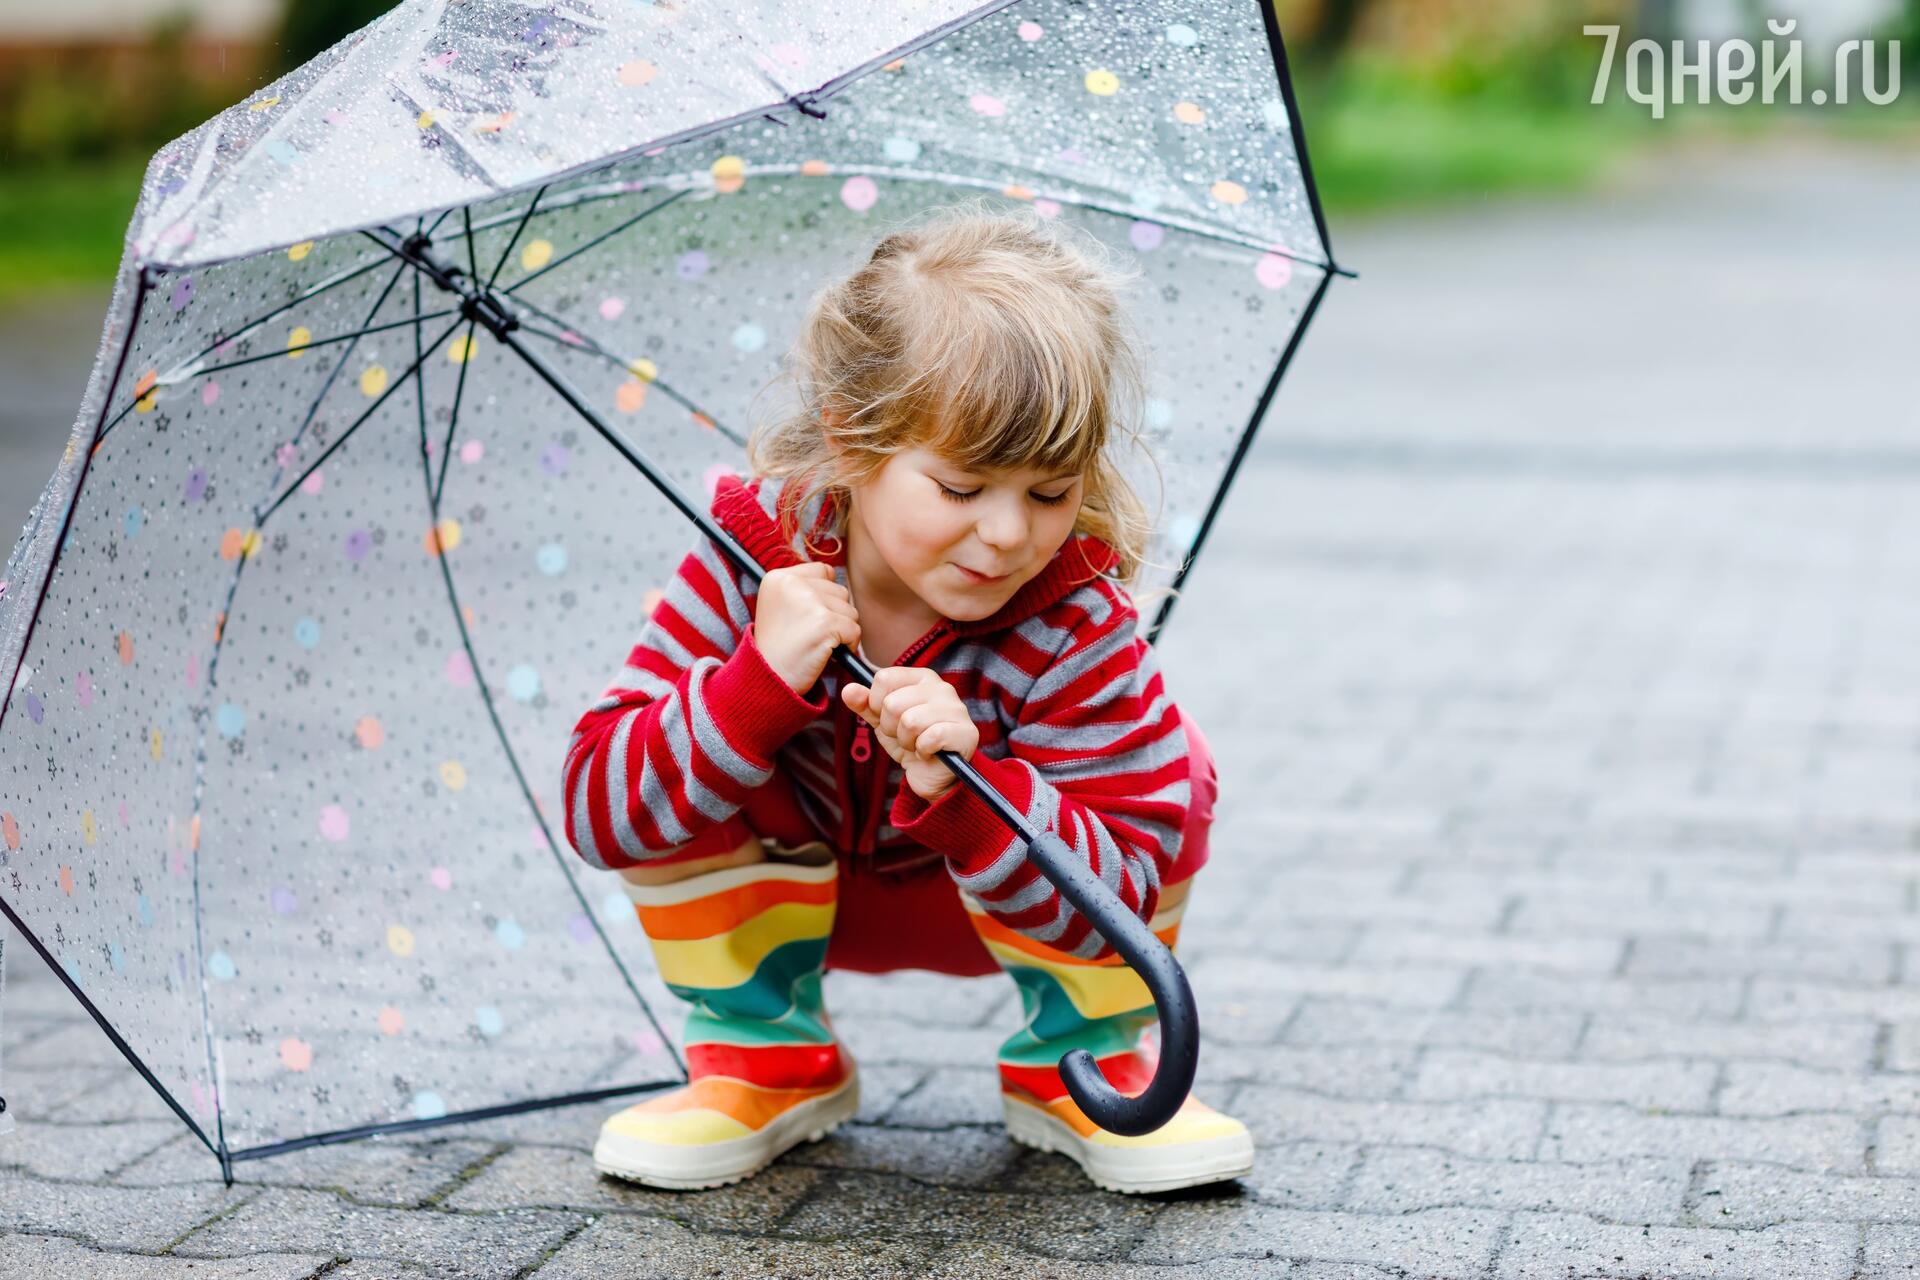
[0,0,277,162]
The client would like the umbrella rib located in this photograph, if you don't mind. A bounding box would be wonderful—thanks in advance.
[498,188,691,297]
[512,312,745,450]
[96,249,402,446]
[1146,269,1336,645]
[432,317,479,508]
[253,314,467,527]
[484,185,549,294]
[188,308,461,382]
[443,162,1342,276]
[271,260,416,494]
[462,206,481,283]
[0,894,221,1158]
[398,252,686,1081]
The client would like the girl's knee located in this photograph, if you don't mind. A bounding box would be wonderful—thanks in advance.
[619,834,766,885]
[617,834,837,885]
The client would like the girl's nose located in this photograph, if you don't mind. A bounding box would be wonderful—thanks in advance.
[975,496,1028,551]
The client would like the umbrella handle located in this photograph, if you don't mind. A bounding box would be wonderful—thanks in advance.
[828,645,1198,1136]
[1001,828,1198,1135]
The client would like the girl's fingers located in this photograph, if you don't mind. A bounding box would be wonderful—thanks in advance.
[878,681,939,740]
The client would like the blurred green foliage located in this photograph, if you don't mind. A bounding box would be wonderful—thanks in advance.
[1,15,230,166]
[270,0,401,73]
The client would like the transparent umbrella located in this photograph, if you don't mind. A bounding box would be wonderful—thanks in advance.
[0,0,1344,1178]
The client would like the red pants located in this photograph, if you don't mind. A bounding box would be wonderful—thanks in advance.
[651,720,1219,977]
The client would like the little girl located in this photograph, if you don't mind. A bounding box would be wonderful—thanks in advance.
[561,205,1251,1195]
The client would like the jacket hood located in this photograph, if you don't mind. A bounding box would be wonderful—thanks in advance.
[709,472,1120,638]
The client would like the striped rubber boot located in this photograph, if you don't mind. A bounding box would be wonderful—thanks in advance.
[594,856,857,1189]
[961,886,1252,1194]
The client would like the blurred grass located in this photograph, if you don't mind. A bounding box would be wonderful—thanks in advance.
[1305,84,1634,215]
[0,156,146,302]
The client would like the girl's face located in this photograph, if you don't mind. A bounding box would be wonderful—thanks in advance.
[845,446,1085,623]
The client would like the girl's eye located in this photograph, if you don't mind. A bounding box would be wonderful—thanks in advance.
[1031,490,1074,507]
[936,483,980,503]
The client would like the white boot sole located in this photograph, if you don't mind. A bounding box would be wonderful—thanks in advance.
[1003,1095,1254,1195]
[593,1073,860,1191]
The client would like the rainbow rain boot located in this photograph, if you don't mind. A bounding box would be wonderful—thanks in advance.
[962,886,1252,1194]
[595,856,856,1189]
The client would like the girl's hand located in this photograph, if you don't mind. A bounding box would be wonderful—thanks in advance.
[754,563,861,695]
[841,667,979,801]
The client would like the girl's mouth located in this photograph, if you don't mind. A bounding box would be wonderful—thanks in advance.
[954,563,1013,585]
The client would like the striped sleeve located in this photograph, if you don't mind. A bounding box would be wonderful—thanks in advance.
[890,587,1191,960]
[561,536,826,871]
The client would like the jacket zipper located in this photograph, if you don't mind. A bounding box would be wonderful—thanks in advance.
[847,623,952,862]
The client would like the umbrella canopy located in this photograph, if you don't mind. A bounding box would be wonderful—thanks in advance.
[0,0,1341,1172]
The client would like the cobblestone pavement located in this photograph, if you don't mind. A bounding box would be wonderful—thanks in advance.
[6,137,1920,1277]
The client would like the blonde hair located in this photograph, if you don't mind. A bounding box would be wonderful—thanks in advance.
[747,200,1159,588]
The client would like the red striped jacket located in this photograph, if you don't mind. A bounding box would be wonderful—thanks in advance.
[561,473,1193,960]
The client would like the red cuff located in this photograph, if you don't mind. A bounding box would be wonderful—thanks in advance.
[701,623,828,762]
[890,751,1036,878]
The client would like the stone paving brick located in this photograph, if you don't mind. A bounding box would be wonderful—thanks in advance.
[1540,1104,1869,1174]
[783,1122,1023,1189]
[169,1188,586,1276]
[1186,922,1361,965]
[1348,928,1624,975]
[1494,1212,1857,1279]
[1463,972,1746,1020]
[831,1014,1005,1071]
[779,1169,1160,1262]
[1508,895,1777,941]
[1749,979,1920,1023]
[1230,1138,1362,1209]
[1624,937,1896,984]
[534,1211,940,1279]
[1191,988,1304,1048]
[925,1239,1295,1277]
[1246,890,1510,932]
[3,1062,156,1119]
[878,1065,1007,1129]
[116,1132,499,1205]
[0,1167,243,1251]
[1696,1160,1920,1228]
[1870,1116,1920,1176]
[1282,1001,1587,1057]
[1401,866,1658,903]
[1411,1049,1720,1110]
[1887,1026,1920,1073]
[442,1142,826,1226]
[0,1116,183,1182]
[5,1020,137,1071]
[1862,1223,1920,1278]
[1197,1043,1415,1098]
[1577,1013,1879,1072]
[0,1234,331,1279]
[1232,1084,1547,1161]
[1135,1201,1505,1277]
[1780,909,1920,947]
[1718,1062,1920,1118]
[1344,1146,1691,1222]
[1186,956,1467,1009]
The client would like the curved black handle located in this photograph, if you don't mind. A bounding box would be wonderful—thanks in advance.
[829,643,1198,1136]
[1017,830,1198,1134]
